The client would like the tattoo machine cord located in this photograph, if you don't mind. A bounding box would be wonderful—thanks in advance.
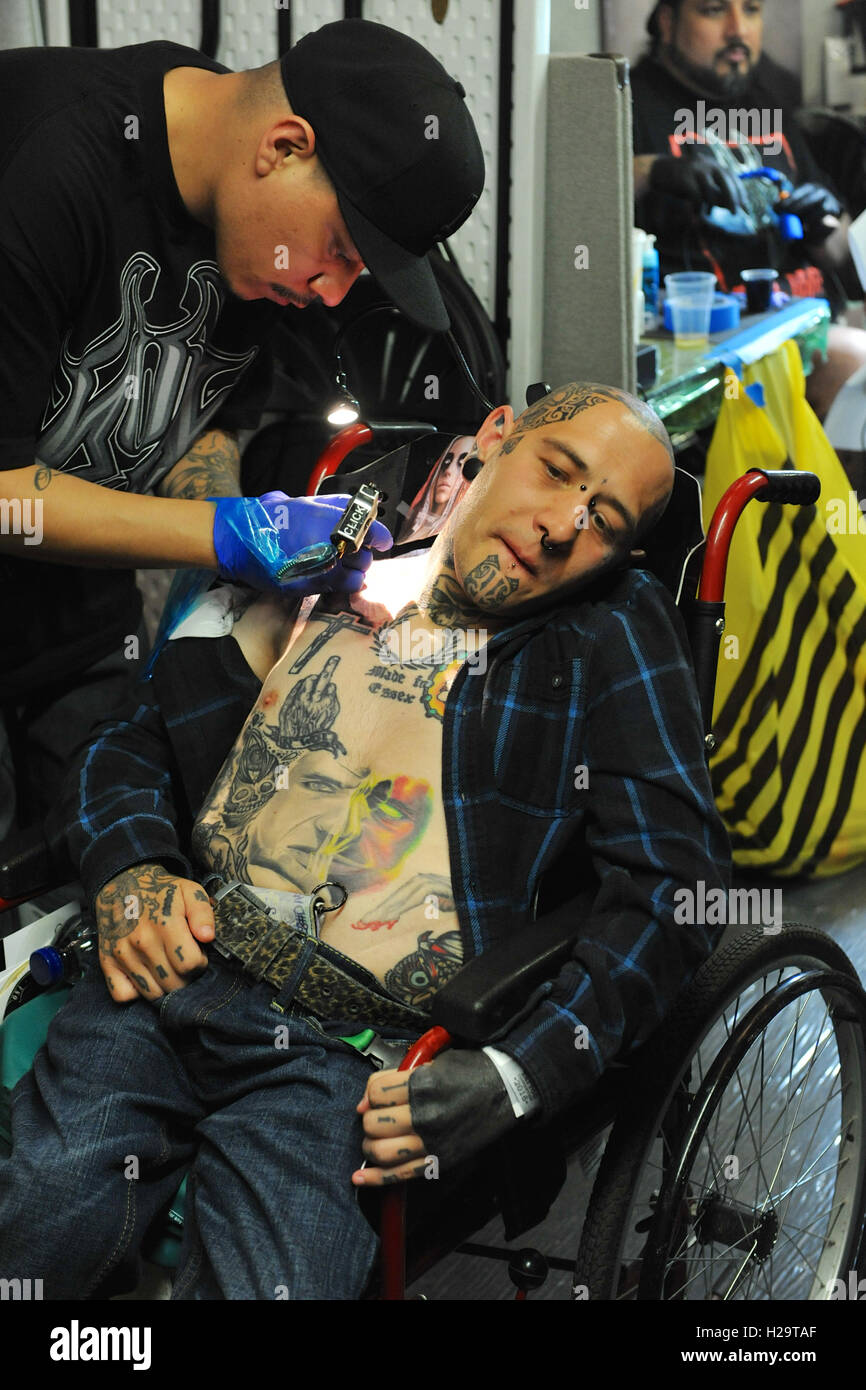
[330,300,495,417]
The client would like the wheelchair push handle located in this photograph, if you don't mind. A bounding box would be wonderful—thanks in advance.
[750,468,821,507]
[700,468,820,603]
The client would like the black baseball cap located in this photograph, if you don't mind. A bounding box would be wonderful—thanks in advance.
[280,19,484,331]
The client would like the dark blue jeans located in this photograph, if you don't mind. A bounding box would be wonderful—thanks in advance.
[0,948,411,1300]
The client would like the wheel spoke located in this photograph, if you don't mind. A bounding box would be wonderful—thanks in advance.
[581,953,866,1302]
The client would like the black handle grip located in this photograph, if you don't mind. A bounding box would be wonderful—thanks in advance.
[752,469,820,505]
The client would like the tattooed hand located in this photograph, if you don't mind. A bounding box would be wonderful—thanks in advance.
[353,1069,431,1187]
[354,1052,516,1187]
[93,863,215,1003]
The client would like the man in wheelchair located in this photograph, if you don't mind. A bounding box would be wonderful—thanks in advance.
[0,381,731,1300]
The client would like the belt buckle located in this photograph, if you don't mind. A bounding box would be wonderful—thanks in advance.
[201,877,236,960]
[205,877,241,904]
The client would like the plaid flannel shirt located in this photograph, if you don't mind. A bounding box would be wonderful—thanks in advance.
[56,567,731,1123]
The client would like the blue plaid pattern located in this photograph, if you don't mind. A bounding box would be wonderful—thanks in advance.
[437,568,730,1116]
[56,568,730,1122]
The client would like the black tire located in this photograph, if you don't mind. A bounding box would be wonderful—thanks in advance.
[576,925,866,1300]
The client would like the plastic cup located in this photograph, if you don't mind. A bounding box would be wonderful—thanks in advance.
[664,272,717,348]
[741,268,778,315]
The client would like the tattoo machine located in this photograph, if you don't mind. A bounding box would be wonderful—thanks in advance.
[276,483,383,580]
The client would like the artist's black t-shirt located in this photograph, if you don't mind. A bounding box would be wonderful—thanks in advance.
[0,42,279,701]
[630,55,832,295]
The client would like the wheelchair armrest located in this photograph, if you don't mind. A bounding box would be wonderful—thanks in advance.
[0,828,54,903]
[429,913,581,1045]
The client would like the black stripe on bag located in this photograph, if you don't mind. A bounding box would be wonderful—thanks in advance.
[711,508,825,755]
[749,597,848,859]
[718,564,864,869]
[786,599,866,873]
[716,559,849,828]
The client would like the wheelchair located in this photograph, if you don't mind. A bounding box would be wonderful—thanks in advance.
[2,421,865,1303]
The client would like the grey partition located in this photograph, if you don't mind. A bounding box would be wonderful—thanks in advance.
[0,0,44,46]
[542,53,635,392]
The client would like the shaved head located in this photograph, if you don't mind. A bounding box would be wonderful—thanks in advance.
[504,382,675,467]
[501,381,675,543]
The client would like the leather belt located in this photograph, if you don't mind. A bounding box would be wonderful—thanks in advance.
[207,879,428,1034]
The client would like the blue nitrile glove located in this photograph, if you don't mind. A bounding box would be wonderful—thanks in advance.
[211,491,392,595]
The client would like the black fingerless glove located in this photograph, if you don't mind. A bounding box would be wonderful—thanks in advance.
[649,149,744,214]
[408,1050,517,1177]
[779,182,843,244]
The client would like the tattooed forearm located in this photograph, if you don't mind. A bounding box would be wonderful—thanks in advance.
[157,429,242,499]
[33,465,53,490]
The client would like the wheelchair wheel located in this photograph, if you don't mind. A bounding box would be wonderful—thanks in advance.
[575,925,866,1300]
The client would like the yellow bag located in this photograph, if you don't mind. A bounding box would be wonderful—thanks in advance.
[703,339,866,876]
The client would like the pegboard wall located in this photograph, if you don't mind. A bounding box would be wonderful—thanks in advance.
[363,0,501,321]
[43,0,504,324]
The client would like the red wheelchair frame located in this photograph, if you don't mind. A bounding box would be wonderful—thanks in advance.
[305,424,822,1301]
[0,430,826,1301]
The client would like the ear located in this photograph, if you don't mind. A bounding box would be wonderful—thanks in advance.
[475,404,515,461]
[269,114,317,162]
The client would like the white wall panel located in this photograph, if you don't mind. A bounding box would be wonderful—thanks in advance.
[94,0,343,67]
[218,0,342,72]
[42,0,70,45]
[218,0,279,71]
[0,0,44,47]
[364,0,500,320]
[96,0,201,51]
[287,0,344,45]
[508,0,548,400]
